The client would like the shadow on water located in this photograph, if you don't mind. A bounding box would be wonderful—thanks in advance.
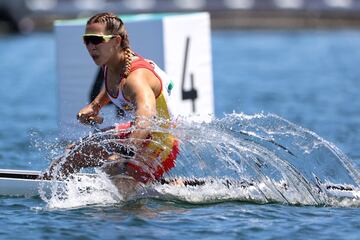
[41,113,360,209]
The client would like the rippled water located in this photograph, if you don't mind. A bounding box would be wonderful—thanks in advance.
[1,30,360,239]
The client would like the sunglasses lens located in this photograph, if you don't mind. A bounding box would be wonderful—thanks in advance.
[83,36,104,45]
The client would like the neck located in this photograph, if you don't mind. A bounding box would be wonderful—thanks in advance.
[107,50,126,74]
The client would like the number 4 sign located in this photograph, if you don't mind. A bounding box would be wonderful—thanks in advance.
[163,13,214,119]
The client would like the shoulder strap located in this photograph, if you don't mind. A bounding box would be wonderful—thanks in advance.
[129,56,154,74]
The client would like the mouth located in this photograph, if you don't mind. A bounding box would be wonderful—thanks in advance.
[91,55,100,61]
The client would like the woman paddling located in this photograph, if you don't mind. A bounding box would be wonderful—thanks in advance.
[44,12,179,194]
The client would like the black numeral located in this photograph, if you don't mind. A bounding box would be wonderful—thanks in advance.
[181,37,198,113]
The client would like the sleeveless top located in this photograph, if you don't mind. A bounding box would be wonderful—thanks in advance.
[104,54,179,183]
[104,54,175,122]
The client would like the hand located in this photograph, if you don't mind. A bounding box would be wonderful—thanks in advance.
[77,114,104,125]
[77,103,103,125]
[88,115,104,125]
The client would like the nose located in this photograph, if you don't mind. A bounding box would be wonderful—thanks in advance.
[86,42,97,51]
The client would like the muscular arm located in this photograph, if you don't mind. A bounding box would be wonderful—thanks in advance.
[123,69,159,141]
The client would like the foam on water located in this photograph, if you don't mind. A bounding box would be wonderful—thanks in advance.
[40,170,123,209]
[41,113,360,208]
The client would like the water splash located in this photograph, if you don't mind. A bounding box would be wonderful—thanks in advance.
[156,112,360,206]
[42,113,360,208]
[40,170,122,210]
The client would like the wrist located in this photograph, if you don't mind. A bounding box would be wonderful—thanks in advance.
[91,102,101,113]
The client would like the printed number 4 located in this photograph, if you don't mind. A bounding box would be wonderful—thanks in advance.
[181,37,198,113]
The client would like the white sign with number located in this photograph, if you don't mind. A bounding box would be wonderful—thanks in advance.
[55,12,214,138]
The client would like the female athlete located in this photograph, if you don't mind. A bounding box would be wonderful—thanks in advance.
[44,12,179,191]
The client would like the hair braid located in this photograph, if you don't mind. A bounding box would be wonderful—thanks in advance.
[123,47,133,77]
[87,12,132,77]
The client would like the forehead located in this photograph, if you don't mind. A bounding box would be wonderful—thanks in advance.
[85,23,107,34]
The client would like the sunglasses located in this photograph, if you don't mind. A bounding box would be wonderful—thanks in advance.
[83,34,116,45]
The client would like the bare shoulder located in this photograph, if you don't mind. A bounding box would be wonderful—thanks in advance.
[124,68,161,96]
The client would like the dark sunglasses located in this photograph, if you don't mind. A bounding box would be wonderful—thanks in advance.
[83,34,116,45]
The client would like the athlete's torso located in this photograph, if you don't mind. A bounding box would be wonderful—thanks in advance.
[104,54,174,121]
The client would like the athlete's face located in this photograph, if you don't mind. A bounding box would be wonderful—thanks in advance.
[84,23,118,66]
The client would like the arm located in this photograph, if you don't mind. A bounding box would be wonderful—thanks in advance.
[77,87,111,124]
[123,69,158,142]
[91,87,111,111]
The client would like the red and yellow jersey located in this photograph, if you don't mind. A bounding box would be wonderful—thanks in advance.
[104,54,179,183]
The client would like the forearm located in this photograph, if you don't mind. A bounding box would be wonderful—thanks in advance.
[130,117,152,141]
[91,88,110,112]
[78,88,111,124]
[128,105,156,143]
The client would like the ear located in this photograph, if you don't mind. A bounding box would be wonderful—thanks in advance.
[116,35,122,47]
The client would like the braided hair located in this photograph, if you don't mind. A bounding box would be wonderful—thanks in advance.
[87,12,132,77]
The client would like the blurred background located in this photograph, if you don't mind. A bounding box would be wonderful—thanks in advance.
[1,0,360,33]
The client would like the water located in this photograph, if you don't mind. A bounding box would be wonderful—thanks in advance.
[212,30,360,160]
[1,30,360,239]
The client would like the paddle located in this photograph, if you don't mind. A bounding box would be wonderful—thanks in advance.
[0,169,40,180]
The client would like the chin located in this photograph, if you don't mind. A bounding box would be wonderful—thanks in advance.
[93,58,103,66]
